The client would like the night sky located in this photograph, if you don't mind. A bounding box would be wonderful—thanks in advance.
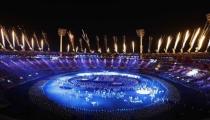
[0,1,210,52]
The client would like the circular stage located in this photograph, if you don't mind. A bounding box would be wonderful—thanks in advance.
[29,71,180,119]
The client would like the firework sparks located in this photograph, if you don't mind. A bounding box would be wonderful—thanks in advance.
[107,47,110,53]
[188,28,200,52]
[31,38,34,51]
[205,39,210,52]
[195,35,206,52]
[165,36,172,53]
[82,30,91,51]
[68,31,75,52]
[79,38,83,52]
[132,41,135,53]
[173,32,181,53]
[156,37,162,53]
[123,36,126,53]
[12,30,15,49]
[67,44,70,52]
[96,36,100,52]
[1,28,5,48]
[181,30,190,53]
[41,39,44,51]
[113,36,118,53]
[33,33,41,50]
[21,33,25,51]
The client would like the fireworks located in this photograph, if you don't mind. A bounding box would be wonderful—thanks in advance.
[114,42,118,53]
[208,39,210,47]
[0,27,208,54]
[42,32,50,51]
[79,38,83,52]
[58,28,67,53]
[21,33,25,51]
[113,36,118,53]
[96,36,100,53]
[107,47,110,53]
[132,41,135,53]
[173,32,181,53]
[104,35,108,53]
[12,30,15,49]
[33,33,41,51]
[181,30,190,53]
[82,30,91,52]
[205,39,210,52]
[136,29,145,54]
[68,31,75,52]
[195,24,209,52]
[0,12,209,54]
[195,35,206,52]
[188,28,200,52]
[148,36,152,53]
[1,28,14,50]
[31,38,34,51]
[156,37,162,53]
[41,39,44,51]
[1,28,5,48]
[165,36,172,53]
[123,43,126,53]
[67,44,70,52]
[123,36,126,53]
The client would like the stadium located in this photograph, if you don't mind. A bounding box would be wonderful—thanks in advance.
[0,4,210,119]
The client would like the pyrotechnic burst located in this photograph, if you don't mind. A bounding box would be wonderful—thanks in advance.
[188,28,200,52]
[82,29,91,51]
[181,30,190,53]
[164,36,172,53]
[0,28,14,50]
[67,44,70,52]
[75,46,79,53]
[68,31,75,52]
[33,33,41,51]
[96,36,101,53]
[132,41,135,53]
[41,39,44,51]
[31,38,34,51]
[21,33,25,51]
[156,37,162,53]
[104,35,108,53]
[195,24,208,52]
[21,33,32,50]
[173,32,181,53]
[113,36,118,53]
[1,28,5,48]
[107,47,110,53]
[12,30,15,49]
[42,32,50,51]
[123,35,126,53]
[148,36,152,53]
[205,39,210,52]
[79,38,83,52]
[195,35,206,52]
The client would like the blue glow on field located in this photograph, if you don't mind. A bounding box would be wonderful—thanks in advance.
[75,71,140,79]
[43,71,168,112]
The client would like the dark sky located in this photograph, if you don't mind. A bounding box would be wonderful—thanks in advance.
[0,1,209,51]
